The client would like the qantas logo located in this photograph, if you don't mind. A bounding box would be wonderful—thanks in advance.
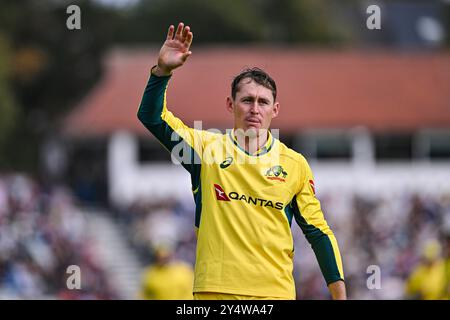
[213,184,283,210]
[214,184,230,201]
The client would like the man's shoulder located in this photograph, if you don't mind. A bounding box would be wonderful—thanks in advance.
[276,139,308,164]
[198,129,225,143]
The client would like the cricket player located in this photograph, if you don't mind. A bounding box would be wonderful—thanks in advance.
[137,22,346,300]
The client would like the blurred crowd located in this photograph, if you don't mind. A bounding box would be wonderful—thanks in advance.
[121,190,450,300]
[117,197,197,267]
[295,190,450,299]
[1,172,448,299]
[0,174,116,299]
[116,197,196,300]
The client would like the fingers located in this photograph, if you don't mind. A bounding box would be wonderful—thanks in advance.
[184,31,193,49]
[182,25,189,40]
[172,22,192,47]
[166,25,174,40]
[175,22,184,41]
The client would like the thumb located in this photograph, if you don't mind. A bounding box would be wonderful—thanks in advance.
[181,51,192,61]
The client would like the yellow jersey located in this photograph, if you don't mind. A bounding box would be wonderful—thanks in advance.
[406,259,447,300]
[137,71,344,299]
[140,261,194,300]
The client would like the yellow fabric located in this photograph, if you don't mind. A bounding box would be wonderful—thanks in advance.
[153,77,344,299]
[140,262,194,300]
[198,132,343,298]
[445,258,450,299]
[194,292,291,300]
[229,128,273,155]
[295,156,345,279]
[406,259,447,300]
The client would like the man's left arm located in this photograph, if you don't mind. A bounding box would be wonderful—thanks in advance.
[292,155,346,299]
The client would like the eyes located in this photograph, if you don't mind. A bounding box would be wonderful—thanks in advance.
[241,97,270,106]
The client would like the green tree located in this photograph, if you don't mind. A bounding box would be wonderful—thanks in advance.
[0,0,118,171]
[115,0,265,44]
[113,0,349,45]
[0,34,19,168]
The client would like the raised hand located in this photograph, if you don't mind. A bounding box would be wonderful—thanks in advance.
[155,23,193,76]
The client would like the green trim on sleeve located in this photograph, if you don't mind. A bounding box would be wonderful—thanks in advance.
[137,74,201,172]
[137,73,203,227]
[137,74,171,127]
[283,203,294,227]
[291,195,343,285]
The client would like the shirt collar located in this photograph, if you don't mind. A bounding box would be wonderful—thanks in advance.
[230,129,274,156]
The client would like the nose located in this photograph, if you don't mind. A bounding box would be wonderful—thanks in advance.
[250,102,259,114]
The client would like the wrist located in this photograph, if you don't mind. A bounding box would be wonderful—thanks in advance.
[328,280,347,300]
[152,64,173,77]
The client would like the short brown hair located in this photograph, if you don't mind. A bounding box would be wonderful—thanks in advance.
[231,67,277,101]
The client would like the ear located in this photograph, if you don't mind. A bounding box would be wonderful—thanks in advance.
[272,101,280,119]
[226,96,234,114]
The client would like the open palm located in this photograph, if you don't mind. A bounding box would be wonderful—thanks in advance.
[158,23,193,73]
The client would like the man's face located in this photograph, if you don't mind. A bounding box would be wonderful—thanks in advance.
[226,78,279,135]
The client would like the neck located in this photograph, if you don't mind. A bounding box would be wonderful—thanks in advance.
[234,128,269,155]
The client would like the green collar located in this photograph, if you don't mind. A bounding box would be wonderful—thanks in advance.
[228,129,274,156]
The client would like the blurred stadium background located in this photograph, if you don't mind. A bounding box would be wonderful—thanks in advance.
[0,0,449,299]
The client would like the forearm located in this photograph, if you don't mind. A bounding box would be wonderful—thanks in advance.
[328,280,347,300]
[137,69,171,128]
[307,232,345,286]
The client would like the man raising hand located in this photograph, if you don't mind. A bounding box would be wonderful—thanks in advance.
[138,22,346,300]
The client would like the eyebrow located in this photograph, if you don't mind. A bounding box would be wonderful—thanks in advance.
[240,95,271,103]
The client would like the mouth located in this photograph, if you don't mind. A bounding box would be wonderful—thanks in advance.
[245,118,261,125]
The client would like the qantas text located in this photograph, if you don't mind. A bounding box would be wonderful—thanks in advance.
[228,192,283,210]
